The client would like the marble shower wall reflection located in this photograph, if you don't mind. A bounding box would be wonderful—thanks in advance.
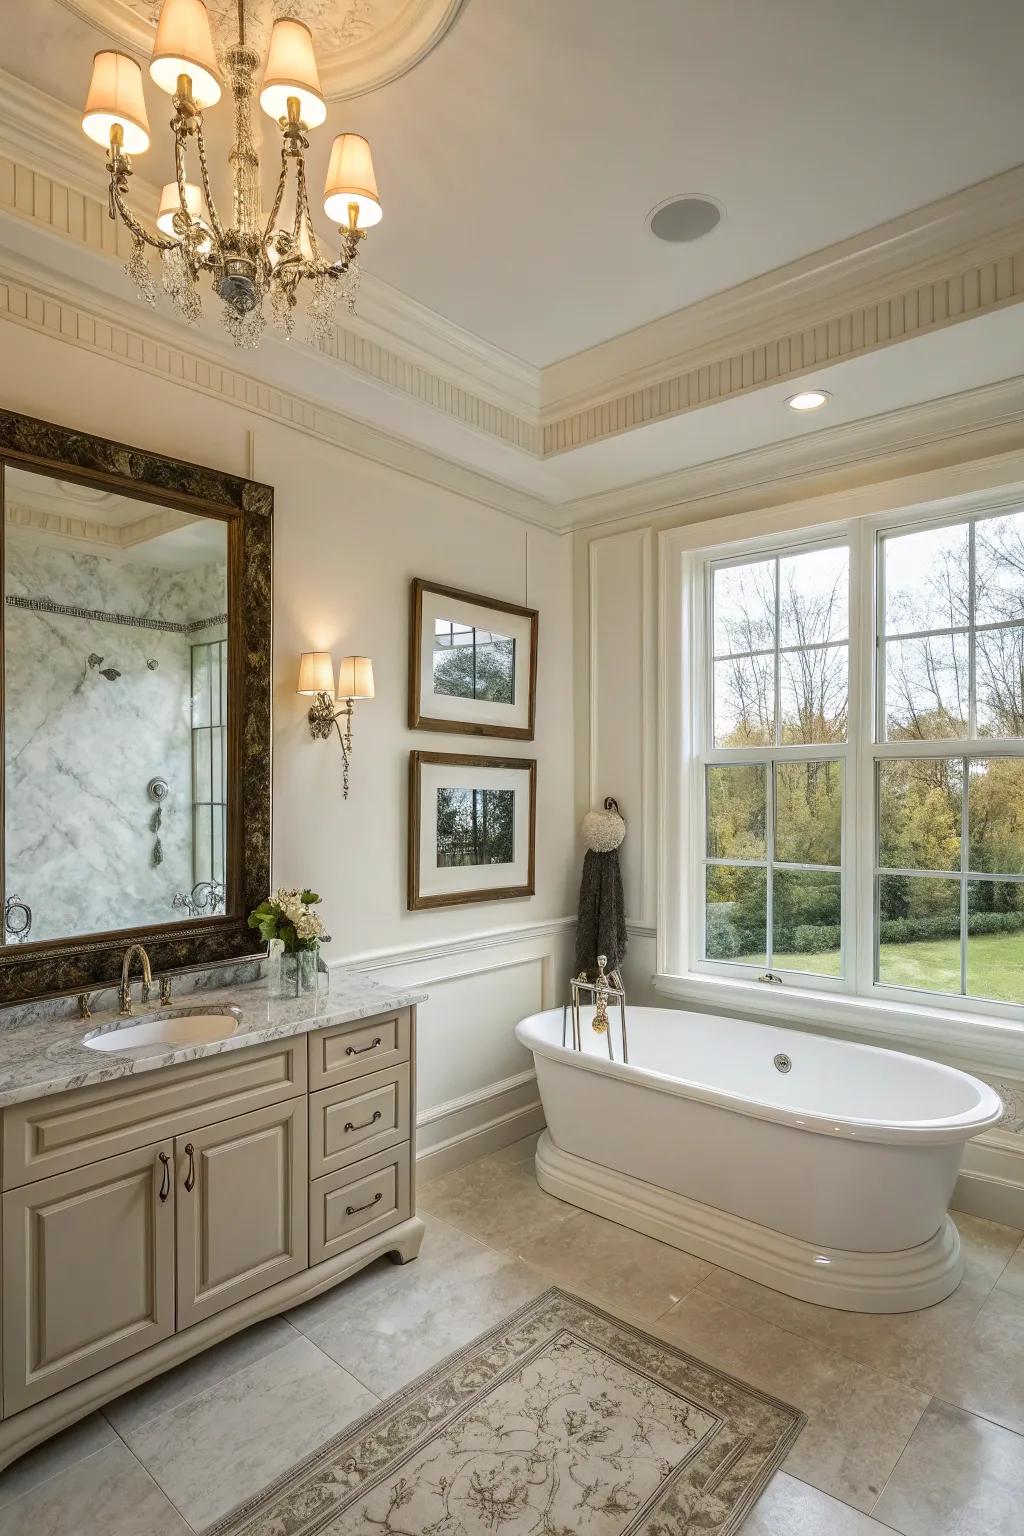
[3,467,228,944]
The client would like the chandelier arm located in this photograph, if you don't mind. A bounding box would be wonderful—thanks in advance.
[294,155,322,263]
[111,181,178,252]
[262,147,290,247]
[194,120,227,246]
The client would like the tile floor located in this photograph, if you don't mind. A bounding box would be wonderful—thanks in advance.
[0,1133,1021,1535]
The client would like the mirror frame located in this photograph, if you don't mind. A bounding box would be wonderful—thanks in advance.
[0,408,272,1003]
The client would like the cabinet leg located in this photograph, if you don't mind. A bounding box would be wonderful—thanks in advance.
[387,1216,426,1265]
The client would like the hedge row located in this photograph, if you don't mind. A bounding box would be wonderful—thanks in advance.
[706,905,1024,960]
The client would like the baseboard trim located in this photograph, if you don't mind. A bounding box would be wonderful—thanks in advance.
[952,1167,1024,1230]
[417,1100,545,1182]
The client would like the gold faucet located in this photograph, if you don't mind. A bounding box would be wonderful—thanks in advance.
[119,943,153,1017]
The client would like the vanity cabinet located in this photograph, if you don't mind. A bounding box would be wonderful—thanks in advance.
[175,1098,308,1329]
[0,1004,422,1457]
[2,1141,176,1414]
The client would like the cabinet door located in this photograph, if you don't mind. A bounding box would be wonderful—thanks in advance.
[176,1098,307,1330]
[2,1141,175,1414]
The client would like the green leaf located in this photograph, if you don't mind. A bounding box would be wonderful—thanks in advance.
[300,890,321,905]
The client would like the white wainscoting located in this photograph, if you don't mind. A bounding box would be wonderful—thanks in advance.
[332,917,575,1179]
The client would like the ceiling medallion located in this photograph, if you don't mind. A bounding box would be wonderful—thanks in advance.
[58,0,466,99]
[81,0,391,348]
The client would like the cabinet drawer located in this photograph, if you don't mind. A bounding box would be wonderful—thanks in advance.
[308,1009,410,1091]
[310,1064,411,1178]
[3,1038,307,1189]
[309,1143,411,1264]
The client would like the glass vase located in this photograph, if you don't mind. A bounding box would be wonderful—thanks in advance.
[273,946,320,999]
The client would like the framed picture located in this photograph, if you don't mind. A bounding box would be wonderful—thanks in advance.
[409,578,538,739]
[408,751,536,909]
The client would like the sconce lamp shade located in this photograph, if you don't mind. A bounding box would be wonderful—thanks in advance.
[297,651,336,696]
[82,52,151,154]
[338,655,375,700]
[150,0,221,107]
[323,134,382,228]
[157,179,206,236]
[260,18,327,128]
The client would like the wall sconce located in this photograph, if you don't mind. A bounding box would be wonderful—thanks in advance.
[297,651,375,799]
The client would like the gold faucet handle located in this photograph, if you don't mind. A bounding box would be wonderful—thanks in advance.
[159,976,172,1005]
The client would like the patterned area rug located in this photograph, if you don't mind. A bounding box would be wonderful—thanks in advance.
[209,1288,804,1536]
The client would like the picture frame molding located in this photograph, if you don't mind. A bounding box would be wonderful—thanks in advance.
[408,577,538,740]
[407,750,537,910]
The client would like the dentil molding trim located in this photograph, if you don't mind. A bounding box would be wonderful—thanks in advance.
[3,71,1024,474]
[0,258,552,528]
[5,253,1024,539]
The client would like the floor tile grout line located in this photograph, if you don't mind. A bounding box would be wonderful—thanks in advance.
[0,1432,117,1519]
[929,1390,1024,1440]
[99,1325,336,1441]
[103,1416,202,1535]
[683,1268,987,1402]
[865,1390,937,1529]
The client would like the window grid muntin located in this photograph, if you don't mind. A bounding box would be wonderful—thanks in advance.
[692,506,1024,1009]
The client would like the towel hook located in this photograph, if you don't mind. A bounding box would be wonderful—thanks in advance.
[604,796,621,815]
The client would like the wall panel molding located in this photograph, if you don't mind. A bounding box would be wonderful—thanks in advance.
[588,529,656,926]
[335,917,575,1176]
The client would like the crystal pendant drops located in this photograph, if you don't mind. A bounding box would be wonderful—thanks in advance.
[305,268,337,348]
[222,302,266,350]
[338,251,361,315]
[125,236,157,308]
[270,279,296,340]
[161,244,202,325]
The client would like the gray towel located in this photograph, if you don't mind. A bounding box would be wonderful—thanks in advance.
[574,848,627,978]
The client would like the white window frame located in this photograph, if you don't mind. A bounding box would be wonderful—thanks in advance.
[659,484,1024,1037]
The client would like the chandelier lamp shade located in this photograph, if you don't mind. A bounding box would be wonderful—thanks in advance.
[80,0,382,348]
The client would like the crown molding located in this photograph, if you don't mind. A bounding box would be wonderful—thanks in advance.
[3,65,1024,512]
[540,221,1024,456]
[554,373,1024,534]
[6,500,194,548]
[542,166,1024,420]
[0,259,553,529]
[5,255,1024,541]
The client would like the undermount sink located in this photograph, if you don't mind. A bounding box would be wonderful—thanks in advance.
[82,1006,243,1053]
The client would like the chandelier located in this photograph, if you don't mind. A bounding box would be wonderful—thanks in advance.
[81,0,382,348]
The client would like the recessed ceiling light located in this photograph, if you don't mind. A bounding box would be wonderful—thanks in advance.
[649,194,724,243]
[785,389,831,412]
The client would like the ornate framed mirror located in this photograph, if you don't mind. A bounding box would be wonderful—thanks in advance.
[0,409,272,1002]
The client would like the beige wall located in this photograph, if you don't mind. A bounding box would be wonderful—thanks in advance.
[2,319,576,1164]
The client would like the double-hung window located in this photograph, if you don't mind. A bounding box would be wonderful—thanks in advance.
[685,502,1024,1016]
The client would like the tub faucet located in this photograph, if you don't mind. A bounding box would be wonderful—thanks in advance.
[119,944,153,1016]
[566,955,628,1063]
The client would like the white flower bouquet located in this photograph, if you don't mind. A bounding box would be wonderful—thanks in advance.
[247,888,329,954]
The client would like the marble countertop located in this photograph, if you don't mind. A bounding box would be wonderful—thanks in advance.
[0,973,427,1107]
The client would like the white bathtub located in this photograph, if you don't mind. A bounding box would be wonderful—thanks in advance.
[514,1004,1003,1313]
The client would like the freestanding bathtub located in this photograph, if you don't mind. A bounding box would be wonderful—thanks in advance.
[515,1004,1003,1313]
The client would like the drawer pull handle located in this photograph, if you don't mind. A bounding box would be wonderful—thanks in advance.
[344,1110,383,1134]
[184,1142,196,1193]
[345,1036,382,1057]
[157,1151,171,1203]
[346,1190,383,1216]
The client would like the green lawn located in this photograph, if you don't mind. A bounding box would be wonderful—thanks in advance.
[738,931,1024,1003]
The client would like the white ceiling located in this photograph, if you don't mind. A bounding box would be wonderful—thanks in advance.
[14,0,1024,366]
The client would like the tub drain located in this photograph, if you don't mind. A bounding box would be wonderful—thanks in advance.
[773,1053,792,1073]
